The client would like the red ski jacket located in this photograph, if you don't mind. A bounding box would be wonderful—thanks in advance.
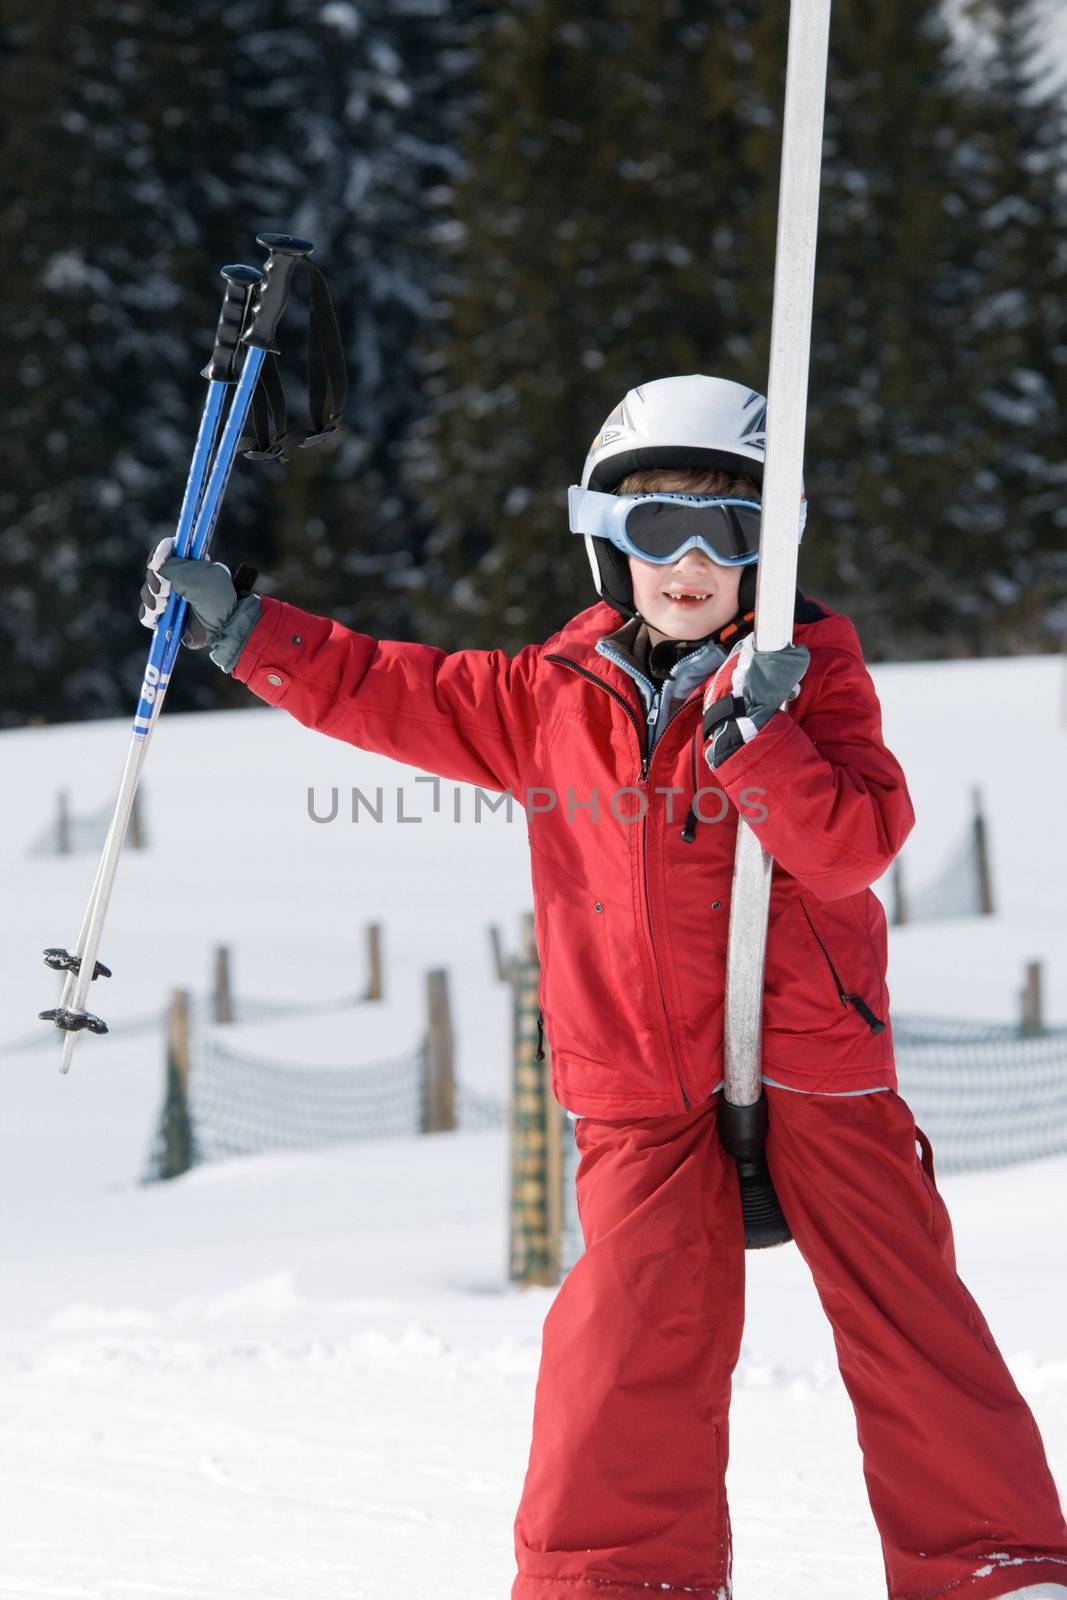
[234,595,915,1115]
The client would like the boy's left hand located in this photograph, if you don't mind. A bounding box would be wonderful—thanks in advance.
[702,636,810,771]
[139,537,240,648]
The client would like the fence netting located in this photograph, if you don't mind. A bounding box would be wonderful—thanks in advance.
[900,823,987,922]
[894,1014,1067,1173]
[557,1013,1066,1268]
[9,995,1063,1183]
[142,992,507,1179]
[26,795,147,857]
[187,1034,427,1162]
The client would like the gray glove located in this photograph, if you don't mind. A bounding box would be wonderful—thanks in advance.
[743,644,811,721]
[139,537,261,673]
[703,639,811,771]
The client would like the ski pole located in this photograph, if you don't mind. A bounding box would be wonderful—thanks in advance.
[46,277,259,1020]
[43,238,315,1072]
[39,262,265,1066]
[47,265,263,1010]
[45,268,259,1024]
[718,0,832,1247]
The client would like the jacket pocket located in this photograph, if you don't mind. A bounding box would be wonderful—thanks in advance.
[797,900,887,1035]
[531,852,623,1066]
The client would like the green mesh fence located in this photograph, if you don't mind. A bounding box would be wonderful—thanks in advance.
[26,793,148,856]
[901,828,988,921]
[558,1012,1067,1271]
[894,1014,1067,1174]
[895,789,994,924]
[12,983,1063,1186]
[185,1035,427,1163]
[142,994,506,1180]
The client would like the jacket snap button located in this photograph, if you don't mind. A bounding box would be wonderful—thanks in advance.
[266,672,283,687]
[290,635,302,645]
[711,900,721,910]
[594,901,603,913]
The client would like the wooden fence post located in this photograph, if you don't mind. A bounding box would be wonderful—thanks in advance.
[213,945,234,1024]
[155,989,194,1180]
[971,785,994,916]
[422,968,455,1133]
[488,923,511,983]
[364,923,383,1001]
[891,856,908,927]
[509,912,563,1287]
[1020,960,1044,1038]
[56,790,71,856]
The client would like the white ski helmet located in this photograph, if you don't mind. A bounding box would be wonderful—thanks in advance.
[581,374,767,493]
[577,374,771,619]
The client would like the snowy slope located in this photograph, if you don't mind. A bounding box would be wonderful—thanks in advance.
[0,1077,1063,1600]
[0,648,1065,1599]
[4,649,1065,1053]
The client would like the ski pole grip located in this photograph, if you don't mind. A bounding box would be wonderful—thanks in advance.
[243,233,314,354]
[201,265,262,383]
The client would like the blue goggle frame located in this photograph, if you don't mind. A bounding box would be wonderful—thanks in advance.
[568,485,765,568]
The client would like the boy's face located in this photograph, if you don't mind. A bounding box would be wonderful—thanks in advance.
[628,548,743,644]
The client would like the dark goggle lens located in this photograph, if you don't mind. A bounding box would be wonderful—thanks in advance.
[624,499,761,561]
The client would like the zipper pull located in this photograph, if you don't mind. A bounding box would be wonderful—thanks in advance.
[846,994,887,1034]
[535,1010,546,1061]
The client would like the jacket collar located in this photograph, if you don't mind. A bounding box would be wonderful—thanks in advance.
[545,593,843,667]
[595,616,727,708]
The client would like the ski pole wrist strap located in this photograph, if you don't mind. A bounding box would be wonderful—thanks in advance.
[240,255,347,463]
[702,694,747,742]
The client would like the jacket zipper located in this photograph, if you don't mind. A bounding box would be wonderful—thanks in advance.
[640,697,709,1110]
[638,791,690,1109]
[798,902,887,1034]
[545,654,651,776]
[546,653,690,1107]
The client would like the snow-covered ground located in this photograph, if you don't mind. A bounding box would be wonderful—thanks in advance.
[1,646,1065,1598]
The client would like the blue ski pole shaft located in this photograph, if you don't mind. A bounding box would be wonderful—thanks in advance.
[136,238,316,725]
[53,383,228,1018]
[47,267,263,1058]
[50,241,314,1071]
[136,265,267,734]
[51,266,261,1017]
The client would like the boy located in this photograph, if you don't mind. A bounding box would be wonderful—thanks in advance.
[143,374,1067,1600]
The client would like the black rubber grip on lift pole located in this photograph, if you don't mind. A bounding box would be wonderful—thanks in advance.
[718,1093,793,1250]
[243,233,315,354]
[201,264,263,383]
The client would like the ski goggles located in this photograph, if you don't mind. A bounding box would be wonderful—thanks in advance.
[568,485,765,567]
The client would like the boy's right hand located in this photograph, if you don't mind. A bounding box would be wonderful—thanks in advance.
[139,538,240,649]
[702,636,810,771]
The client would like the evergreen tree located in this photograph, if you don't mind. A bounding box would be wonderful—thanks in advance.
[0,0,482,727]
[408,0,1066,659]
[406,0,787,650]
[949,0,1067,651]
[803,0,993,655]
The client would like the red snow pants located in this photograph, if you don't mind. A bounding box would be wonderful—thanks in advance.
[512,1086,1067,1600]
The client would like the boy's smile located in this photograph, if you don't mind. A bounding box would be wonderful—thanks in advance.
[628,549,743,645]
